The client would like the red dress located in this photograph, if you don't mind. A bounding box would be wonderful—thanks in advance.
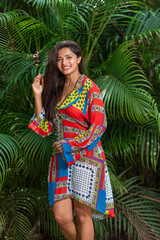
[29,74,115,219]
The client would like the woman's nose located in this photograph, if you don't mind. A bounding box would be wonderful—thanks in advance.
[62,58,67,65]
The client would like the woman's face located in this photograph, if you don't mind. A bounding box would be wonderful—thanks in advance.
[57,47,81,76]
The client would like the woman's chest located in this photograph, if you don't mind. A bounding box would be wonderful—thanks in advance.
[58,85,76,106]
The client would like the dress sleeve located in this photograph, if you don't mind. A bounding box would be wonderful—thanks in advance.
[62,85,107,165]
[28,107,53,137]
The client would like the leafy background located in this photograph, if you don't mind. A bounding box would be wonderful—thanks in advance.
[0,0,160,239]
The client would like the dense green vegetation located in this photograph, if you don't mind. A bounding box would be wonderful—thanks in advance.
[0,0,160,239]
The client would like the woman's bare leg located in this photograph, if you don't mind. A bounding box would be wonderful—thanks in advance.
[53,198,77,240]
[73,200,94,240]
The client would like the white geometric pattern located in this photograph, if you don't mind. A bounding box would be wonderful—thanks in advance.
[105,166,114,203]
[67,161,97,203]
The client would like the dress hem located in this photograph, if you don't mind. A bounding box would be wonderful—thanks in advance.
[49,194,114,220]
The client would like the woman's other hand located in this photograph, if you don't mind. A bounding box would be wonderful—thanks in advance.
[53,141,63,153]
[32,74,44,96]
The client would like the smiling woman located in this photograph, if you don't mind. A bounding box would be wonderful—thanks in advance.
[28,40,114,240]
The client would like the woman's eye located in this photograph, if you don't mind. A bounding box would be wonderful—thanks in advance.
[67,57,72,59]
[57,59,61,62]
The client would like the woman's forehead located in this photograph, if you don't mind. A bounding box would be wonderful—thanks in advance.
[57,47,74,56]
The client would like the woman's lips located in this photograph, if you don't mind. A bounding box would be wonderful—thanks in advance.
[62,66,70,70]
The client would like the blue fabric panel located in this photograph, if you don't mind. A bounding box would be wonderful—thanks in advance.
[48,182,56,207]
[57,154,68,178]
[87,136,100,152]
[96,189,106,214]
[83,91,89,115]
[78,86,84,94]
[62,142,75,164]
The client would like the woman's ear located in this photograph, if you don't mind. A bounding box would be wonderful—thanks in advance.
[78,56,82,64]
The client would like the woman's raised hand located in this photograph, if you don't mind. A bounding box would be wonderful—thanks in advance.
[32,74,44,96]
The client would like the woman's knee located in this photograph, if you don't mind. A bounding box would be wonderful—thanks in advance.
[52,198,74,226]
[54,212,74,226]
[74,207,92,224]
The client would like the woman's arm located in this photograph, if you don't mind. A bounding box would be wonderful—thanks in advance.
[28,74,53,137]
[32,74,43,116]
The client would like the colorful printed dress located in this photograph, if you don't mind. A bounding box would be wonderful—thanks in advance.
[28,74,115,219]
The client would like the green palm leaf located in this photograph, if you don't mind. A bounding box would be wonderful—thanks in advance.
[0,111,56,177]
[18,128,55,176]
[94,42,154,123]
[24,0,56,7]
[1,188,46,240]
[0,10,53,52]
[125,8,160,44]
[103,117,160,170]
[94,178,160,240]
[103,121,135,162]
[135,118,160,170]
[0,0,26,12]
[0,134,20,190]
[0,51,34,84]
[0,10,29,25]
[114,185,160,240]
[81,0,144,62]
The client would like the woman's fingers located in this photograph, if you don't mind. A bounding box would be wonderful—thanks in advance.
[33,74,43,84]
[53,141,63,153]
[32,74,44,95]
[54,141,62,146]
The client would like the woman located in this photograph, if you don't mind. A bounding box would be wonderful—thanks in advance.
[29,40,114,240]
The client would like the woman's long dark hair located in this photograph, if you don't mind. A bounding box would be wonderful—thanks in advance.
[42,40,85,121]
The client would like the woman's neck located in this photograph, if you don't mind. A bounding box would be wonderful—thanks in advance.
[65,73,81,86]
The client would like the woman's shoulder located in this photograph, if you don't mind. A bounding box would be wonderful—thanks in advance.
[83,75,101,94]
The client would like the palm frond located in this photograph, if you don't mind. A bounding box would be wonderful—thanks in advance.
[1,113,31,135]
[1,188,46,240]
[53,1,88,40]
[103,121,135,163]
[0,51,34,85]
[94,42,154,123]
[18,128,56,176]
[24,0,55,7]
[94,178,160,240]
[125,8,160,44]
[135,118,160,170]
[0,134,20,190]
[82,0,144,62]
[109,168,128,194]
[0,10,53,53]
[0,9,29,25]
[0,111,56,178]
[0,0,26,12]
[103,116,160,170]
[113,185,160,240]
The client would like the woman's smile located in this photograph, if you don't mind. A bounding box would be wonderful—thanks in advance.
[57,47,81,76]
[62,66,71,70]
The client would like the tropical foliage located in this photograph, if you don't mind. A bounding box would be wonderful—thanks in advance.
[0,0,160,239]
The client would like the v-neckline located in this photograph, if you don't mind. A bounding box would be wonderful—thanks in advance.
[57,82,77,107]
[57,74,84,109]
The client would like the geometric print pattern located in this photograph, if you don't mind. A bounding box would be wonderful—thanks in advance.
[28,74,115,219]
[73,79,93,112]
[64,126,86,135]
[60,112,89,128]
[67,161,97,204]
